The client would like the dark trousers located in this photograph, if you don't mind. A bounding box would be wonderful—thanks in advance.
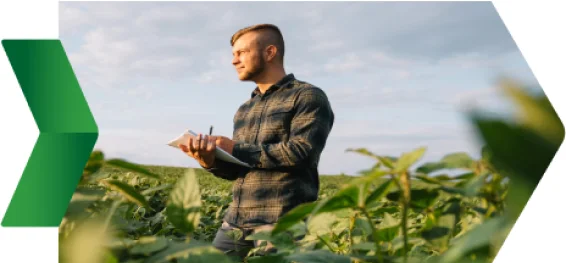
[212,221,276,262]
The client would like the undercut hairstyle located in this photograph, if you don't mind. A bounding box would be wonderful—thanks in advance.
[230,24,285,63]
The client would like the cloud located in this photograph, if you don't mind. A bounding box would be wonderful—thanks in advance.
[324,53,366,73]
[59,5,90,35]
[61,1,518,86]
[58,1,537,174]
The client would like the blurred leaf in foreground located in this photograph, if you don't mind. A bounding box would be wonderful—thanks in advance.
[166,169,202,235]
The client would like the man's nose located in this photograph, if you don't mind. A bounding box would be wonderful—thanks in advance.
[232,56,239,66]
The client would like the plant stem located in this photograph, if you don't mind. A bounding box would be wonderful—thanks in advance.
[400,172,411,263]
[401,202,409,263]
[360,207,383,263]
[349,213,355,253]
[103,200,122,233]
[317,234,338,253]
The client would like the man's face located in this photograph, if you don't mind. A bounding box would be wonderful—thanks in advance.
[231,32,266,81]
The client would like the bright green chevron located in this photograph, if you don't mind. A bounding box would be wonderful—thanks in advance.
[1,40,98,227]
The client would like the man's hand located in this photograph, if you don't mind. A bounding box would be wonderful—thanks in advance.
[179,134,236,168]
[179,134,216,169]
[215,135,235,155]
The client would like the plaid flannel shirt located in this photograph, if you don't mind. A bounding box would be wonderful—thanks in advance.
[206,73,334,228]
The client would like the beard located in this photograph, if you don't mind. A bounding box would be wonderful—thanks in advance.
[239,56,266,81]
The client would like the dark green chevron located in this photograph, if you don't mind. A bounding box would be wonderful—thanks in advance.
[1,40,98,226]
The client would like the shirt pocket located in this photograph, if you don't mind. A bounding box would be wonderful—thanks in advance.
[264,102,294,132]
[259,102,294,143]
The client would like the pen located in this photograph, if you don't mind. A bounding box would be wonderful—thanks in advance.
[209,125,213,135]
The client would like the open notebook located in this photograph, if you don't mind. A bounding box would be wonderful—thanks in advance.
[167,129,252,168]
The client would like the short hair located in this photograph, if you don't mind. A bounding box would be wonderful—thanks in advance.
[230,24,285,62]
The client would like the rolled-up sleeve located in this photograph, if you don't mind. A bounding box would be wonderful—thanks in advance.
[203,158,247,181]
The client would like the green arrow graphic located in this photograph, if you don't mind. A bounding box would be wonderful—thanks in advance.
[1,40,98,227]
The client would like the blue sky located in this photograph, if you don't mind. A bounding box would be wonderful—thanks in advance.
[59,2,540,175]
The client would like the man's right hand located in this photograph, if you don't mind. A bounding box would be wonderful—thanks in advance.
[179,134,216,169]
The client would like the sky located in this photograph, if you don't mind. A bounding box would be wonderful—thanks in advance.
[59,1,540,176]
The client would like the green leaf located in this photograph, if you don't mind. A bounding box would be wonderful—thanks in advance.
[103,179,150,208]
[83,150,105,177]
[472,117,558,184]
[415,162,446,174]
[501,80,565,145]
[250,231,295,252]
[354,218,373,236]
[166,169,201,235]
[315,169,390,212]
[390,236,426,254]
[245,230,271,242]
[147,242,232,263]
[103,252,119,263]
[377,156,396,169]
[307,213,346,237]
[372,206,399,216]
[316,233,339,252]
[386,188,440,210]
[105,238,137,251]
[286,250,352,263]
[474,118,561,220]
[379,212,399,228]
[356,162,382,176]
[65,188,105,216]
[226,228,244,241]
[129,236,168,256]
[439,172,489,197]
[374,212,400,242]
[365,179,394,206]
[415,174,444,185]
[350,242,375,251]
[60,219,110,263]
[247,254,289,263]
[421,227,450,241]
[441,152,475,170]
[345,148,381,161]
[353,255,401,263]
[105,158,160,179]
[416,152,475,173]
[395,147,427,172]
[310,185,359,218]
[480,145,493,160]
[345,148,398,171]
[439,186,466,196]
[272,202,317,235]
[435,174,454,181]
[435,217,505,263]
[424,202,459,252]
[453,172,475,181]
[140,184,174,195]
[65,201,95,220]
[378,227,400,243]
[462,172,489,197]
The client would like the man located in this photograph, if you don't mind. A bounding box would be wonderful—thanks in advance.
[179,24,334,259]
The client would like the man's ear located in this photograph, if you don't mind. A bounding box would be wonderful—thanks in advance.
[265,45,278,62]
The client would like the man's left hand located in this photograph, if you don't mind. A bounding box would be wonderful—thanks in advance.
[215,136,235,155]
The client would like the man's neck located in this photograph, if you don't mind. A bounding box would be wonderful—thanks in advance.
[255,68,287,94]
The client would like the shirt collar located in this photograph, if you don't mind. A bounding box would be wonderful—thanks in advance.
[251,73,296,98]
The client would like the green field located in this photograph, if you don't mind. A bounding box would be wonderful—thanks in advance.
[60,150,507,263]
[59,81,563,263]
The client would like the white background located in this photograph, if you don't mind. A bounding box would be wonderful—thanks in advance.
[0,0,564,262]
